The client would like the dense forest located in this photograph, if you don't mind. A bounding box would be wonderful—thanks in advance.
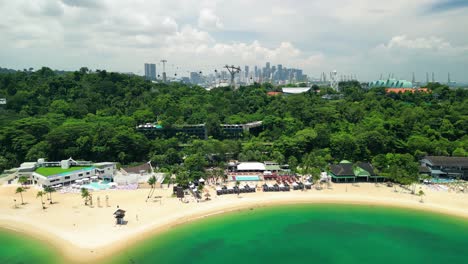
[0,67,467,181]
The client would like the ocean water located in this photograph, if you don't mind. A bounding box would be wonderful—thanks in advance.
[107,204,468,264]
[0,229,61,264]
[1,204,468,264]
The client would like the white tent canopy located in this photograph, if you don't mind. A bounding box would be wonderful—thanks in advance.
[237,162,266,171]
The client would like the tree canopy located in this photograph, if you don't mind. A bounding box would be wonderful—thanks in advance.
[0,68,467,180]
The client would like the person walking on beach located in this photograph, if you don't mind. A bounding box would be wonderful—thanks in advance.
[105,195,109,207]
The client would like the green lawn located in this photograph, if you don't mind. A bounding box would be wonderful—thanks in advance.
[35,166,93,177]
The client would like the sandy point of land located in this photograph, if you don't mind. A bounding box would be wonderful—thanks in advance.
[1,182,467,263]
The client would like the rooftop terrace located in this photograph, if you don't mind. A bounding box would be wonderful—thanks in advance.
[35,166,94,177]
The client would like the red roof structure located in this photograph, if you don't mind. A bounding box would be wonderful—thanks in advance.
[267,91,282,96]
[385,88,429,94]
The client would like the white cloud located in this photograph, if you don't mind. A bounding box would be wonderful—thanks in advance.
[379,35,452,50]
[60,0,103,9]
[0,0,467,81]
[198,8,223,30]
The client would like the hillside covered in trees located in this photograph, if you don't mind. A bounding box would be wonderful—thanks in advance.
[0,67,467,178]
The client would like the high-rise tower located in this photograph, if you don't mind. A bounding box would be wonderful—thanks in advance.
[144,63,156,80]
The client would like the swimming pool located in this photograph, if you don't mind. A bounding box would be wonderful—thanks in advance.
[430,178,455,183]
[235,175,260,181]
[82,181,112,190]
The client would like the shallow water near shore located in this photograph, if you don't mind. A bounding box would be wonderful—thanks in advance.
[107,204,468,264]
[0,228,61,264]
[1,204,468,264]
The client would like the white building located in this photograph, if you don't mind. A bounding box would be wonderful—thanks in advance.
[236,162,266,172]
[21,158,117,187]
[281,87,311,94]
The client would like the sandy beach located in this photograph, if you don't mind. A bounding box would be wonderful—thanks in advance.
[1,182,467,263]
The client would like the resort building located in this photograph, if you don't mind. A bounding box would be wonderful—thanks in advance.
[420,156,468,180]
[117,162,165,186]
[329,161,385,183]
[137,121,263,140]
[329,161,355,183]
[19,158,116,188]
[227,161,293,181]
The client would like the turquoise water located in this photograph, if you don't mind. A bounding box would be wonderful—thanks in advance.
[0,229,61,264]
[107,204,468,264]
[82,181,111,190]
[1,204,468,264]
[430,178,455,183]
[235,175,260,181]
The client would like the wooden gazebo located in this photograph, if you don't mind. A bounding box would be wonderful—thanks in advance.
[114,208,126,225]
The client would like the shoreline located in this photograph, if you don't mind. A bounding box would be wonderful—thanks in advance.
[1,183,468,263]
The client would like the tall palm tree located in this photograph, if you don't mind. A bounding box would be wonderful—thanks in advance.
[146,176,156,202]
[418,189,425,203]
[44,186,56,204]
[18,176,29,187]
[204,191,211,201]
[81,188,90,205]
[16,187,25,205]
[36,191,46,210]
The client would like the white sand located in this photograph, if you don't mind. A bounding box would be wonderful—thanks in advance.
[1,182,467,263]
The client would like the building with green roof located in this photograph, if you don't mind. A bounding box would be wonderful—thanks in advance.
[329,161,386,182]
[368,79,413,88]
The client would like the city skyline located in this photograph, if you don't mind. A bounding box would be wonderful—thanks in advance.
[1,1,468,81]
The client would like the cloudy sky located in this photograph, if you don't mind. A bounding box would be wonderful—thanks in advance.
[1,0,468,81]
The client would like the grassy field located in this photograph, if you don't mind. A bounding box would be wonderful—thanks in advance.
[35,166,93,177]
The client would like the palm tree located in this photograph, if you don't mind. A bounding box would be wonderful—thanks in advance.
[81,188,90,205]
[36,191,46,210]
[18,176,29,187]
[418,189,425,203]
[16,187,25,205]
[236,180,240,196]
[204,191,211,201]
[44,186,56,204]
[147,176,156,202]
[89,193,93,206]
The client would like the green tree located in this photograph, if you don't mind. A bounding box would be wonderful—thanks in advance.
[452,147,466,157]
[44,186,56,204]
[18,176,29,187]
[81,188,90,205]
[16,187,25,205]
[36,191,46,210]
[418,189,425,203]
[147,175,156,202]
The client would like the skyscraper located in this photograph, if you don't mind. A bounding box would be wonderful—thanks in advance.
[144,63,156,80]
[244,65,249,78]
[265,62,271,79]
[190,72,201,84]
[277,64,283,81]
